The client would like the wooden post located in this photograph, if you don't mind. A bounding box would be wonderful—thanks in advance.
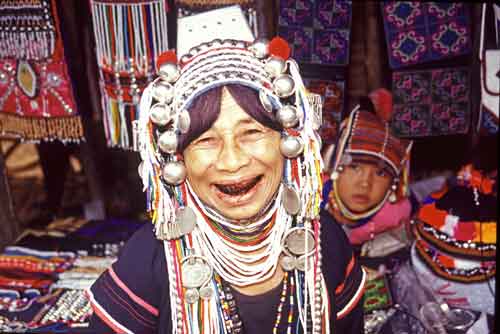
[364,1,384,92]
[0,149,19,251]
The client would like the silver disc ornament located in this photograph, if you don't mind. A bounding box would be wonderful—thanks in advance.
[185,288,200,304]
[181,256,213,289]
[178,111,191,134]
[175,206,197,235]
[282,185,301,215]
[283,227,316,256]
[273,74,295,98]
[199,285,214,300]
[158,131,178,154]
[280,255,297,271]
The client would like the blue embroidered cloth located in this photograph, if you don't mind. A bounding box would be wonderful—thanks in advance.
[381,2,471,69]
[278,0,352,66]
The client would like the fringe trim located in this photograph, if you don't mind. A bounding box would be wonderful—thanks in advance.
[0,112,84,143]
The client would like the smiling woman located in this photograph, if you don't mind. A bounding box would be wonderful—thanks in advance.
[85,30,365,334]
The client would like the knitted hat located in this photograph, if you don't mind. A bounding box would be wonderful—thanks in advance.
[413,164,497,283]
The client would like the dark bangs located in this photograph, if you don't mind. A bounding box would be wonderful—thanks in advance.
[178,84,282,152]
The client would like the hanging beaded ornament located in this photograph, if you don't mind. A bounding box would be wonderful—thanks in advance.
[88,0,169,149]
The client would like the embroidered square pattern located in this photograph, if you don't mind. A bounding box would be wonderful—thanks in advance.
[391,67,470,137]
[382,2,471,69]
[278,0,352,66]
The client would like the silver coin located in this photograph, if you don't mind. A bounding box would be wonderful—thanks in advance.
[176,207,196,235]
[282,185,301,215]
[280,255,297,271]
[185,288,199,304]
[199,285,214,300]
[284,228,315,256]
[181,258,211,289]
[295,256,307,272]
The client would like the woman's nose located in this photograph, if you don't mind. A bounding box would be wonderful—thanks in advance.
[215,139,250,172]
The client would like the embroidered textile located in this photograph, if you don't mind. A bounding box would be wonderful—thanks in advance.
[391,67,470,137]
[0,0,83,142]
[89,0,169,149]
[303,78,344,144]
[363,275,393,313]
[382,2,471,69]
[278,0,352,66]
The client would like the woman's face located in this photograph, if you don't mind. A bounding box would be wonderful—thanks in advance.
[183,88,284,220]
[336,161,393,213]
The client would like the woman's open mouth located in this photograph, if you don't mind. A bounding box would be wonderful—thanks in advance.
[213,175,263,204]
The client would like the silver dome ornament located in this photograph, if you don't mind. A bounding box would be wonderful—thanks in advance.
[158,131,178,154]
[158,62,180,83]
[280,135,304,158]
[248,38,269,59]
[162,161,187,185]
[178,110,191,134]
[264,57,286,78]
[282,185,301,215]
[150,103,172,126]
[273,74,296,98]
[276,105,299,128]
[152,80,174,104]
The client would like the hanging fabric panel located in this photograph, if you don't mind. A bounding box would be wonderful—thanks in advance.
[277,0,353,66]
[381,2,471,69]
[0,0,83,143]
[89,0,169,150]
[391,67,470,137]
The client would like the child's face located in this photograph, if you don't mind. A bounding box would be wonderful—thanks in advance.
[336,161,393,213]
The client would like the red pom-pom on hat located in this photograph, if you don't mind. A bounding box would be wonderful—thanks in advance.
[369,88,393,122]
[268,37,291,60]
[156,50,177,68]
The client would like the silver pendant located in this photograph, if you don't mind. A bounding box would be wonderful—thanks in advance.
[150,103,172,126]
[264,57,286,78]
[178,111,191,134]
[185,288,200,304]
[295,255,307,272]
[152,80,174,104]
[181,256,212,289]
[283,227,316,256]
[273,74,295,98]
[199,285,214,300]
[175,207,197,235]
[282,185,301,215]
[259,89,274,113]
[280,255,297,271]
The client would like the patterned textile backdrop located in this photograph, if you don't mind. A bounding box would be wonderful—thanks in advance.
[382,2,471,69]
[0,0,83,142]
[304,78,345,144]
[89,0,169,150]
[391,67,470,137]
[278,0,352,66]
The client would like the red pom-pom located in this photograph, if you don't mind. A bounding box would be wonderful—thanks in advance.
[156,50,177,68]
[369,88,393,122]
[268,37,291,60]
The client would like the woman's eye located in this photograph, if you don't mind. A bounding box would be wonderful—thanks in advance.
[348,163,360,171]
[241,128,263,137]
[196,137,216,145]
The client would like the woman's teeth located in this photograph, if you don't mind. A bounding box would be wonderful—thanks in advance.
[215,176,262,195]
